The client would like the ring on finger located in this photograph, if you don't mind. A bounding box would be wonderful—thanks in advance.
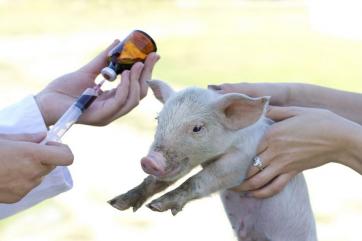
[252,156,264,171]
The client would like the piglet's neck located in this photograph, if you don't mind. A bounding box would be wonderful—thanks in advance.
[236,117,269,142]
[232,117,270,159]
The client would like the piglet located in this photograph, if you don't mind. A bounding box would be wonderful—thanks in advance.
[109,80,317,241]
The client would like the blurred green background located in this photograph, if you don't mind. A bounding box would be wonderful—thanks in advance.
[0,0,361,241]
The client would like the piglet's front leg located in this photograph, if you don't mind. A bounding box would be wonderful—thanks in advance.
[148,153,246,216]
[109,175,173,212]
[147,178,198,216]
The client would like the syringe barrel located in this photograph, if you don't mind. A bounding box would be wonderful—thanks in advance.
[75,88,98,111]
[41,85,101,144]
[42,104,82,143]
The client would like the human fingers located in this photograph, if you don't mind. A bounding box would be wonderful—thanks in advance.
[25,163,55,181]
[248,172,297,198]
[90,65,142,123]
[230,149,272,193]
[114,62,143,115]
[34,142,74,166]
[79,39,120,74]
[229,132,271,193]
[208,83,292,106]
[208,83,258,96]
[139,53,160,99]
[79,70,132,125]
[112,70,132,108]
[266,106,302,122]
[246,144,270,178]
[19,142,57,179]
[37,164,56,177]
[130,61,145,88]
[2,180,42,203]
[232,161,281,192]
[0,132,46,143]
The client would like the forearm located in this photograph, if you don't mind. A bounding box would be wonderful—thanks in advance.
[287,83,362,124]
[341,123,362,175]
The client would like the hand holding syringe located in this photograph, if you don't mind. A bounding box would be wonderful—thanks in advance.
[41,30,157,144]
[41,80,105,144]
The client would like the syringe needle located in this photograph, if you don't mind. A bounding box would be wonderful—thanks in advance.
[94,79,106,92]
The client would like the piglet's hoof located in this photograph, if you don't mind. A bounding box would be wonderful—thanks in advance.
[147,200,183,216]
[108,191,147,212]
[147,202,163,212]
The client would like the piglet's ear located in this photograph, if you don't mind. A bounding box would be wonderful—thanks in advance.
[147,80,175,104]
[214,93,269,130]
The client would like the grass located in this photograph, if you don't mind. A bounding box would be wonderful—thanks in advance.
[1,0,361,92]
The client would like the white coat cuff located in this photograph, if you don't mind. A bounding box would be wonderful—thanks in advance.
[0,96,73,219]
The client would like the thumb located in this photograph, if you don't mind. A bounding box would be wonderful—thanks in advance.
[0,132,46,143]
[79,39,120,75]
[38,142,74,166]
[266,106,301,122]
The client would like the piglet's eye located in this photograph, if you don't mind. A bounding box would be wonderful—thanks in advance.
[193,125,203,133]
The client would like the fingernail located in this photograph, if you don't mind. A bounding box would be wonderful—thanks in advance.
[153,54,160,63]
[135,62,144,68]
[208,85,222,91]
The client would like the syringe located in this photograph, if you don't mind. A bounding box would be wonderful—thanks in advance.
[41,80,105,144]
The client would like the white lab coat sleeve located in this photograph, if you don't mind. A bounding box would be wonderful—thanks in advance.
[0,96,73,219]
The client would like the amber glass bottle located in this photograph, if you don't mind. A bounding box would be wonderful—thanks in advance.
[101,30,157,81]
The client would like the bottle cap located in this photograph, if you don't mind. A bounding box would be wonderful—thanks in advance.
[101,67,117,81]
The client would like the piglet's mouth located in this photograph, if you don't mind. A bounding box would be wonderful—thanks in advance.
[158,158,189,180]
[157,163,181,179]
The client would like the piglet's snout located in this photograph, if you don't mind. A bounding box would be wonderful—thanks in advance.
[141,151,167,176]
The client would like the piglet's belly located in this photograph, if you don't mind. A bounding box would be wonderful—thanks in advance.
[221,190,267,241]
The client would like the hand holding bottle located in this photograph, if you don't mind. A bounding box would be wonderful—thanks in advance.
[35,40,160,127]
